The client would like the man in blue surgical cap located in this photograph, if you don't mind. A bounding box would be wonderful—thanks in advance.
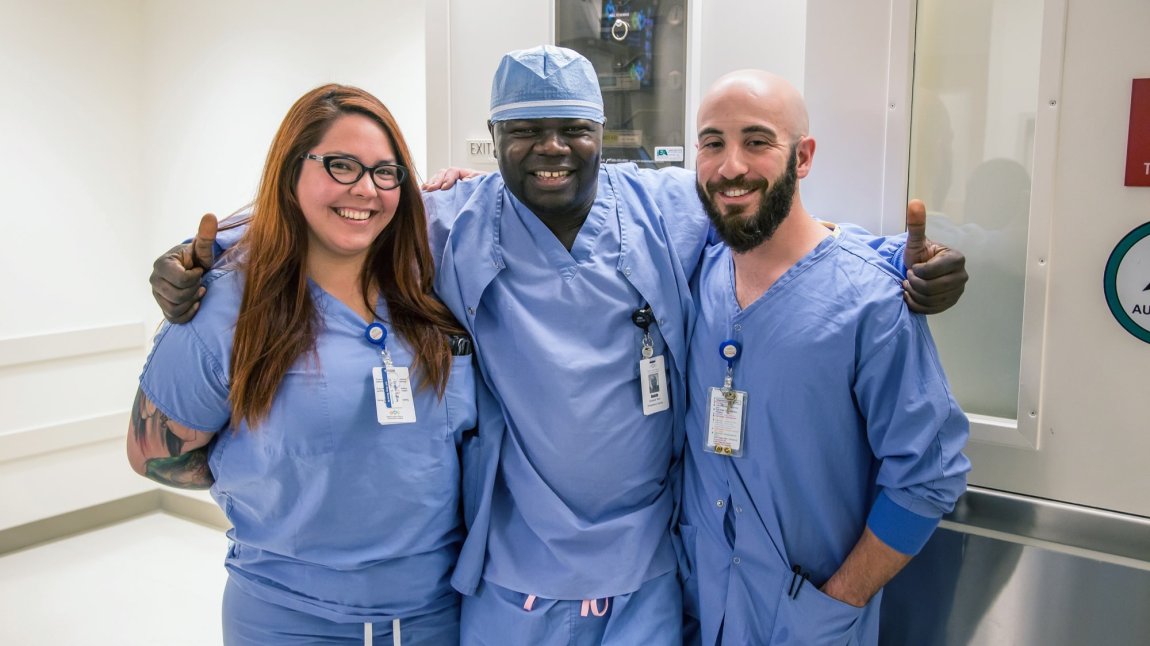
[425,45,703,644]
[149,46,968,644]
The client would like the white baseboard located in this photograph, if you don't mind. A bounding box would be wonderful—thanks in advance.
[0,490,228,555]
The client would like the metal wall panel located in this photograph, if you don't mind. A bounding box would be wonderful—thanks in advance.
[881,489,1150,645]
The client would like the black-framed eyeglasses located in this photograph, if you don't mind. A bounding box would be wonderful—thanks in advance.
[301,153,407,191]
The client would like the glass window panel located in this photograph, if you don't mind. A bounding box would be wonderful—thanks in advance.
[908,0,1045,419]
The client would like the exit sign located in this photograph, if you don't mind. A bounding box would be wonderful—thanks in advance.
[466,138,495,164]
[1125,79,1150,187]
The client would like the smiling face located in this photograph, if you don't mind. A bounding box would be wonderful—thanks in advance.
[695,72,814,252]
[296,112,399,270]
[697,144,799,253]
[491,117,603,224]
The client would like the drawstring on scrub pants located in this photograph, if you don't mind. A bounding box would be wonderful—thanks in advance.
[363,619,402,646]
[523,594,611,617]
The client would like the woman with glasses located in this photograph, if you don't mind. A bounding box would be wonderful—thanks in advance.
[127,84,475,645]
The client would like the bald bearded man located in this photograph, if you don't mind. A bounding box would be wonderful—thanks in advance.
[679,70,970,645]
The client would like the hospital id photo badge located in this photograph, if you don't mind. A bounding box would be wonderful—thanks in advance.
[705,386,747,457]
[639,355,670,415]
[373,366,417,425]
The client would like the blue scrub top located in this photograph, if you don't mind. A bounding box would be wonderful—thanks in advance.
[427,165,706,599]
[477,188,679,599]
[140,267,477,623]
[681,230,970,645]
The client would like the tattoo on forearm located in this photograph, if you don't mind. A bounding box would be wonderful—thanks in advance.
[132,390,185,454]
[131,390,214,489]
[145,449,214,490]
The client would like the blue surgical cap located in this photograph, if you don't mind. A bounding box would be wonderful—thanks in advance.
[489,45,606,124]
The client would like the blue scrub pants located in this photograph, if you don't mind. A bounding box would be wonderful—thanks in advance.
[459,570,682,646]
[223,577,460,645]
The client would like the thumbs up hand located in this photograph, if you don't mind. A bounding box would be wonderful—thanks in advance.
[902,200,967,315]
[150,214,218,323]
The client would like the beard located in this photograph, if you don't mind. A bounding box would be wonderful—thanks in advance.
[697,144,798,253]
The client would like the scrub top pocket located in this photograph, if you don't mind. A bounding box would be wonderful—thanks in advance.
[263,367,334,456]
[767,567,868,645]
[445,352,478,446]
[207,366,334,489]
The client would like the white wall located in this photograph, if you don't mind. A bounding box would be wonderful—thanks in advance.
[698,0,807,93]
[0,0,153,529]
[802,0,907,233]
[142,0,427,265]
[0,0,427,531]
[426,0,553,173]
[0,0,148,340]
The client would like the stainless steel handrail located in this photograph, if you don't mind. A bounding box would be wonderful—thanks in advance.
[941,486,1150,569]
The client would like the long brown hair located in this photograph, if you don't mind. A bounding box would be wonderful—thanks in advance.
[229,84,463,427]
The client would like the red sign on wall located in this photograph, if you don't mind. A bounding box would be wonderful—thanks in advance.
[1126,78,1150,187]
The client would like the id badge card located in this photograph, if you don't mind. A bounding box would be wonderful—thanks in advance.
[372,365,417,425]
[639,355,670,415]
[705,386,747,457]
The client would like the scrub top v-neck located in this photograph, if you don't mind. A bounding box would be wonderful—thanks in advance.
[473,185,676,599]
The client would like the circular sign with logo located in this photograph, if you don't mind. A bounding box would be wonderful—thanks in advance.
[1103,222,1150,343]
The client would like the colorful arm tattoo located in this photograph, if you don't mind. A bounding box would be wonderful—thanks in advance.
[130,389,215,490]
[144,449,214,490]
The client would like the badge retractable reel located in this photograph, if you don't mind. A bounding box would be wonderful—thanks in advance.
[705,339,747,456]
[632,304,669,415]
[365,322,417,425]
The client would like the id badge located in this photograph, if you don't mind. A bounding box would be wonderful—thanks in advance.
[705,386,747,456]
[639,355,670,416]
[372,366,417,425]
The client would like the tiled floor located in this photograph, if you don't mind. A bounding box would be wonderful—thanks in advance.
[0,512,228,645]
